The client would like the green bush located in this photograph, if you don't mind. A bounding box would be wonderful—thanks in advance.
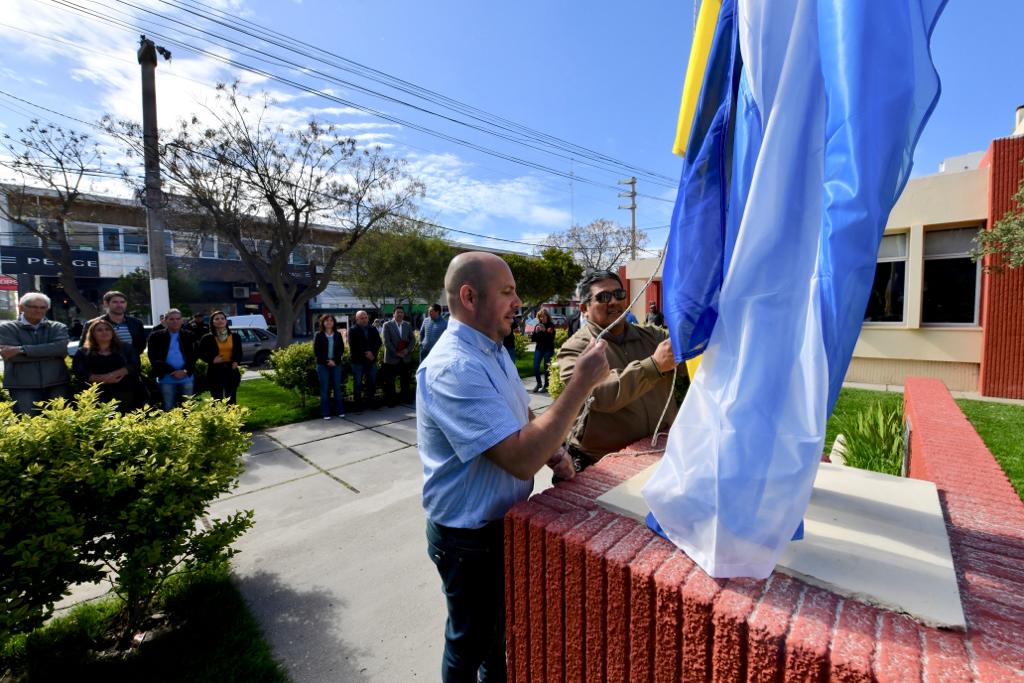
[833,400,904,476]
[554,329,569,350]
[262,342,317,407]
[547,358,565,399]
[0,388,253,642]
[513,333,529,359]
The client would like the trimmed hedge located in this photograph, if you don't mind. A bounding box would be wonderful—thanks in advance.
[0,388,253,642]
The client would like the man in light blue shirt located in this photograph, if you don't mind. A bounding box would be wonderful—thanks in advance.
[418,251,609,683]
[418,302,447,360]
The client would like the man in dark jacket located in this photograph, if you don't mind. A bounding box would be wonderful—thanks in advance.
[0,292,70,414]
[83,290,148,355]
[146,309,198,410]
[348,309,382,411]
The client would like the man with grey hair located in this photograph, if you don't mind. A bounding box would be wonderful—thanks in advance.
[348,309,382,411]
[418,251,610,682]
[0,292,70,414]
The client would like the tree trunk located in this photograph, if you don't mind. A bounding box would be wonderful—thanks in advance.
[58,268,99,319]
[272,304,297,348]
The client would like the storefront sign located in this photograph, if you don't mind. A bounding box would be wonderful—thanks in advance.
[0,246,100,277]
[0,275,17,291]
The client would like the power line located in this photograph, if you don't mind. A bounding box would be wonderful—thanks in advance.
[41,0,677,202]
[1,89,665,259]
[155,0,678,186]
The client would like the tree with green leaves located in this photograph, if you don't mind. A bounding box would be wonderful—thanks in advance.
[107,84,422,347]
[339,216,456,309]
[972,164,1024,271]
[110,266,203,316]
[502,246,582,309]
[0,121,106,318]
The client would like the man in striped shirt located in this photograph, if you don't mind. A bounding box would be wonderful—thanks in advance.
[84,290,148,355]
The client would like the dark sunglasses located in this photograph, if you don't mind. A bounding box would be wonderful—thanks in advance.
[589,288,628,304]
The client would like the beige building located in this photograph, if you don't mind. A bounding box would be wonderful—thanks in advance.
[624,140,1020,396]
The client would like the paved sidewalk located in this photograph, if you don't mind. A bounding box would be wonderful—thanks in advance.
[210,379,556,682]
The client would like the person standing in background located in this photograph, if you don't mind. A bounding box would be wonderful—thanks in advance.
[313,313,346,419]
[197,311,242,404]
[419,303,448,360]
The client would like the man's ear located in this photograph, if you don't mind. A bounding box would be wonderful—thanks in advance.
[459,284,475,311]
[579,301,588,315]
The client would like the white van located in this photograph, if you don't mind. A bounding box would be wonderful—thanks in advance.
[228,314,269,330]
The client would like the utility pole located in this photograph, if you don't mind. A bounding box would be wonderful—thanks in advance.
[618,176,637,261]
[137,35,172,323]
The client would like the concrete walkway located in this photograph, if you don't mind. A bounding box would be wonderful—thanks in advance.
[209,379,556,682]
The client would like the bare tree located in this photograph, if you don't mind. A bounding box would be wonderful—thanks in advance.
[0,121,105,318]
[108,85,423,346]
[544,218,648,272]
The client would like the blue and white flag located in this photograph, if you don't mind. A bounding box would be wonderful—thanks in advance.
[643,0,947,578]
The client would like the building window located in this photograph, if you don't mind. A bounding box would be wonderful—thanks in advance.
[102,227,121,252]
[123,229,147,254]
[922,227,980,325]
[289,247,309,265]
[864,233,907,323]
[200,236,217,259]
[219,239,241,261]
[66,222,100,251]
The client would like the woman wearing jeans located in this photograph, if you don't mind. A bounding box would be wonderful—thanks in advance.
[530,308,557,393]
[314,314,346,419]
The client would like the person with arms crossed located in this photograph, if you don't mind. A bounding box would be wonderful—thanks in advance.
[0,293,70,415]
[418,252,610,683]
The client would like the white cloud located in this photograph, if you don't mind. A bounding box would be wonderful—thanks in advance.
[408,153,571,230]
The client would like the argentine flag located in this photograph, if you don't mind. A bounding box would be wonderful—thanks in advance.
[643,0,947,578]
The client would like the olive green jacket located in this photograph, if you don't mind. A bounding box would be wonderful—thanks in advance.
[556,321,678,460]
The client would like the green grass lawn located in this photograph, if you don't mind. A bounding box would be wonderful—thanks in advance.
[237,377,319,430]
[956,398,1024,501]
[822,387,1023,502]
[1,564,287,683]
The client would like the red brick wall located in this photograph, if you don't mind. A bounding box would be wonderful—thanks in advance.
[979,136,1024,398]
[506,380,1024,681]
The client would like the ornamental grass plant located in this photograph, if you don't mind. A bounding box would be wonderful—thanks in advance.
[832,400,905,476]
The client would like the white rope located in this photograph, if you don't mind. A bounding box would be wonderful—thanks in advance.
[563,242,679,461]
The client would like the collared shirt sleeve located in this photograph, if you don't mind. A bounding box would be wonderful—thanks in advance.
[425,357,525,464]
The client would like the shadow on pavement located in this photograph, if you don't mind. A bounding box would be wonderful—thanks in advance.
[235,570,372,683]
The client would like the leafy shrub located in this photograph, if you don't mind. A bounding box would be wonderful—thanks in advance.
[513,333,529,359]
[0,388,253,642]
[262,342,317,407]
[833,400,904,476]
[554,329,569,350]
[547,359,565,399]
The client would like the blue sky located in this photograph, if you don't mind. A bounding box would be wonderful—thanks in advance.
[1,0,1021,255]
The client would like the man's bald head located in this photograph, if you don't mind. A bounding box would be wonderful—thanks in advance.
[444,252,508,316]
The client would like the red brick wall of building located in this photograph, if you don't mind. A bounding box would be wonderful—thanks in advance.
[979,136,1024,398]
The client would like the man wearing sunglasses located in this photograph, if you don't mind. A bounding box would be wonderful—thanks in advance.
[556,269,680,471]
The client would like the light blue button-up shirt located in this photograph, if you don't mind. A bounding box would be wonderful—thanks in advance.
[417,318,532,528]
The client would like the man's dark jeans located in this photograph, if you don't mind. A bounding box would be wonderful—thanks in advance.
[351,361,377,408]
[426,519,506,683]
